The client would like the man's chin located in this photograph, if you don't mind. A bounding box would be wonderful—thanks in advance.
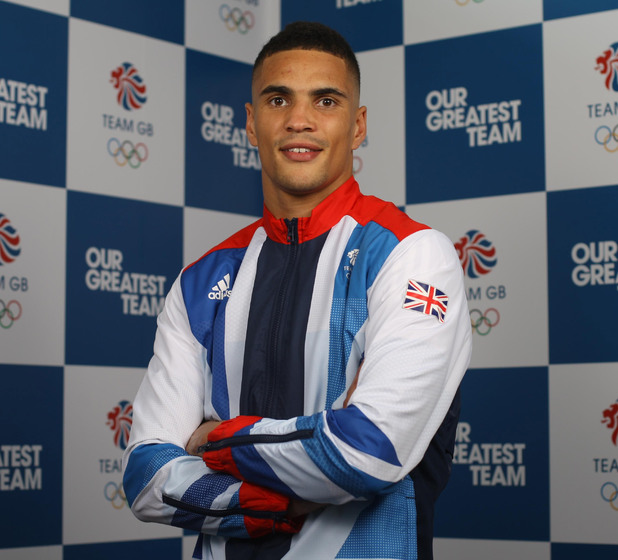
[277,176,331,197]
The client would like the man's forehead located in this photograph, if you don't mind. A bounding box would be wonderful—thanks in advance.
[252,49,358,95]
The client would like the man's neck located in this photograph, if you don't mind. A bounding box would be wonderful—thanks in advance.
[265,192,321,219]
[263,178,350,219]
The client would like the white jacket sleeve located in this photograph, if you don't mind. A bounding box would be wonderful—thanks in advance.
[122,277,300,538]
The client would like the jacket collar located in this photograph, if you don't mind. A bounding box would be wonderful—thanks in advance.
[262,177,361,244]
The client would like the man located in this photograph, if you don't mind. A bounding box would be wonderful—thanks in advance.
[123,21,471,560]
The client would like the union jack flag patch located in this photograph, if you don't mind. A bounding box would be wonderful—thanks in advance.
[403,279,448,323]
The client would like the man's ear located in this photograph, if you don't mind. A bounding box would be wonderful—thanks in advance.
[352,105,367,150]
[245,102,258,147]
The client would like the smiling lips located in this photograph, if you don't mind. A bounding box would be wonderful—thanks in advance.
[281,144,322,162]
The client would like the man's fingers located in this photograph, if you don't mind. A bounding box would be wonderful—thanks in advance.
[185,420,222,455]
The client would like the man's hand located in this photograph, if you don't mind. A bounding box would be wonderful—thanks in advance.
[185,419,222,456]
[343,359,363,408]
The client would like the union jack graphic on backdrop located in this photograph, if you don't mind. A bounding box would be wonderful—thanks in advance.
[110,62,147,111]
[596,42,618,92]
[106,400,133,450]
[403,279,448,323]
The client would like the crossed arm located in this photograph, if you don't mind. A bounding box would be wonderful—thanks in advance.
[123,229,471,538]
[184,365,362,518]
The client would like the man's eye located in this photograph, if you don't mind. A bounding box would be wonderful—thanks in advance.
[270,97,286,106]
[319,98,335,107]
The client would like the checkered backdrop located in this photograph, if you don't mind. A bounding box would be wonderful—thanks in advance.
[1,1,617,558]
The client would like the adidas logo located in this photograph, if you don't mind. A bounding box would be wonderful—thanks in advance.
[208,273,232,300]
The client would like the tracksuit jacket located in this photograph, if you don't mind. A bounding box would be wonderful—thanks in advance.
[123,177,472,560]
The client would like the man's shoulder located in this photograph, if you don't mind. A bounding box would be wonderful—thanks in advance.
[182,218,263,275]
[352,193,430,242]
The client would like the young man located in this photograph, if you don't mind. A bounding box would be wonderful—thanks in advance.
[123,21,471,560]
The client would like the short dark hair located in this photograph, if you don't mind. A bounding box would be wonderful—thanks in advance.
[252,21,360,91]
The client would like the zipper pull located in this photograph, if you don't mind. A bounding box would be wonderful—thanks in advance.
[285,218,298,244]
[196,442,212,454]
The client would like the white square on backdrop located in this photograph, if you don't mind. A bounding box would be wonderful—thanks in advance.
[549,363,618,545]
[67,18,185,206]
[185,0,280,65]
[544,10,618,191]
[63,365,182,545]
[404,0,542,45]
[357,45,406,207]
[406,192,548,369]
[0,180,66,366]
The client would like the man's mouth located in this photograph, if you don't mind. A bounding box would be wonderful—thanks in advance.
[282,146,322,154]
[280,144,322,162]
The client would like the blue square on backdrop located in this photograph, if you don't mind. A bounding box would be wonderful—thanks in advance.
[282,0,403,53]
[405,24,545,203]
[434,367,550,541]
[547,185,618,364]
[551,543,618,559]
[70,0,184,44]
[185,49,263,216]
[64,538,182,560]
[65,191,182,368]
[0,2,67,188]
[544,0,618,20]
[0,364,63,548]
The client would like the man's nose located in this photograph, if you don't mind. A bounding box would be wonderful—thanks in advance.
[285,100,316,133]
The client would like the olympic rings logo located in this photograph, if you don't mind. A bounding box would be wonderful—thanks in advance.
[0,299,22,329]
[469,308,499,335]
[455,0,484,5]
[220,4,255,34]
[107,138,148,169]
[104,481,127,510]
[600,482,618,511]
[594,125,618,153]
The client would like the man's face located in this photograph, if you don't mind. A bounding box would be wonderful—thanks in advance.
[246,49,366,215]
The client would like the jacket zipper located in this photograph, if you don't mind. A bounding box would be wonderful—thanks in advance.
[264,217,298,418]
[162,494,290,521]
[197,428,313,453]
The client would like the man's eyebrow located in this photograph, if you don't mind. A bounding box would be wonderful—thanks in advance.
[312,87,348,99]
[258,85,349,99]
[259,84,293,97]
